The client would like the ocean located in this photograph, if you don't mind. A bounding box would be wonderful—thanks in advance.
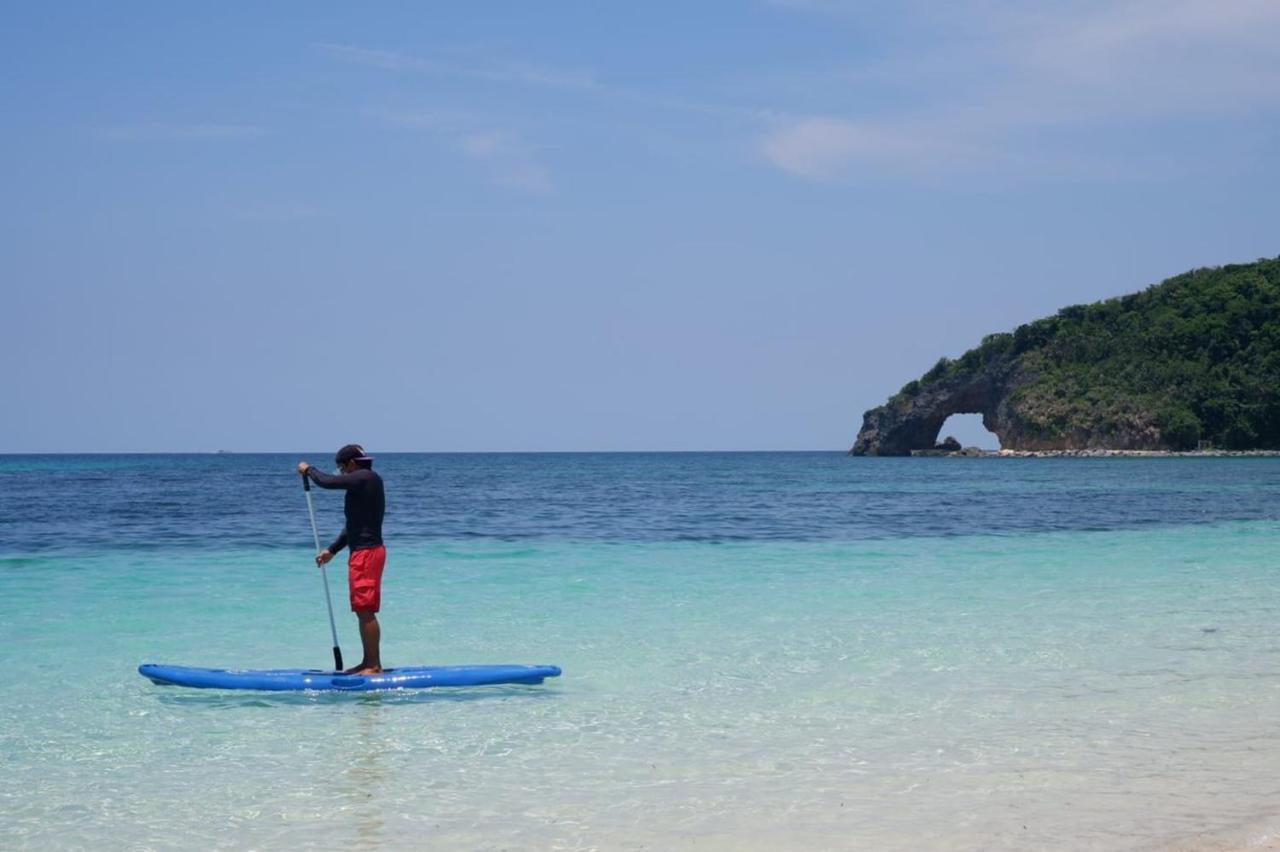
[2,453,1279,850]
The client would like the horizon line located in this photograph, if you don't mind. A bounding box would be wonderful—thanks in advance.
[0,448,849,456]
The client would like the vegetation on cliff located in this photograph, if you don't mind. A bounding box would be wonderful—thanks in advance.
[891,257,1280,450]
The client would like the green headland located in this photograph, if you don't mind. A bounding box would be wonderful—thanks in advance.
[852,256,1280,455]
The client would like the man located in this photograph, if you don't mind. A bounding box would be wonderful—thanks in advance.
[297,444,386,675]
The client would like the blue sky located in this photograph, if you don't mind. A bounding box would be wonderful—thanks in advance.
[3,1,1277,452]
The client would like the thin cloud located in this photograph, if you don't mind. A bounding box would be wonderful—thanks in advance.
[760,116,973,179]
[458,131,552,193]
[97,124,268,141]
[368,109,552,193]
[326,43,794,181]
[1013,0,1280,115]
[758,0,1280,180]
[321,6,1280,185]
[337,43,781,127]
[363,107,478,133]
[314,42,598,91]
[313,43,427,73]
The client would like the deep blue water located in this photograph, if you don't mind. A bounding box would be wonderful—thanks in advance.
[1,452,1278,555]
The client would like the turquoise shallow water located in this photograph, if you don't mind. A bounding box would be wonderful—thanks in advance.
[3,455,1280,849]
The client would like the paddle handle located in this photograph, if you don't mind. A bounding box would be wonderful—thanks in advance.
[302,472,344,672]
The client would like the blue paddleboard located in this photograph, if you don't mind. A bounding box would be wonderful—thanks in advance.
[139,663,562,692]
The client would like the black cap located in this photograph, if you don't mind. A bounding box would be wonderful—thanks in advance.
[335,444,374,465]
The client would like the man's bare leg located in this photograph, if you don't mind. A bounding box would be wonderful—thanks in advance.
[345,612,382,674]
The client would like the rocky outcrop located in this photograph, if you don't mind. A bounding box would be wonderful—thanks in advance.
[850,354,1023,456]
[850,257,1280,455]
[850,349,1171,455]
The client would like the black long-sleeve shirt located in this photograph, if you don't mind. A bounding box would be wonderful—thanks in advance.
[306,467,384,554]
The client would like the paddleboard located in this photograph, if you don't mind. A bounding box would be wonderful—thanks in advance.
[139,663,561,692]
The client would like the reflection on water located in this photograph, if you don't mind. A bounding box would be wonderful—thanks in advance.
[153,684,563,710]
[345,701,386,851]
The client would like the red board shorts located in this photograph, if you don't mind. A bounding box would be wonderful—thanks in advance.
[348,545,386,613]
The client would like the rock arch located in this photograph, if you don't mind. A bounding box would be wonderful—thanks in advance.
[936,412,1001,450]
[850,357,1019,455]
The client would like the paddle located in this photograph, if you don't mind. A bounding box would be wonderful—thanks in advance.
[301,473,344,672]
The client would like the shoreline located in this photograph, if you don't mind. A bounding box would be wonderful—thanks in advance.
[910,448,1280,458]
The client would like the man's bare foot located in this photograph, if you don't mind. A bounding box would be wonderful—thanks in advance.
[344,663,383,675]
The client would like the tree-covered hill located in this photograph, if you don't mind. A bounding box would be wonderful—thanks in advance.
[852,256,1280,454]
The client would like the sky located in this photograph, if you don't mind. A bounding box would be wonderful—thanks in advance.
[3,1,1278,453]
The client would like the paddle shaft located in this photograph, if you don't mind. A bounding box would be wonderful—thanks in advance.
[302,473,344,672]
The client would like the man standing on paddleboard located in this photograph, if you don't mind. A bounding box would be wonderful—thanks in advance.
[297,444,386,675]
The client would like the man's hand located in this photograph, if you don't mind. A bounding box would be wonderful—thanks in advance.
[297,461,311,476]
[316,549,333,567]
